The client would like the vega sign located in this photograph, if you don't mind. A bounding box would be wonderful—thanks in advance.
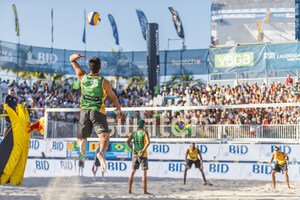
[215,52,254,68]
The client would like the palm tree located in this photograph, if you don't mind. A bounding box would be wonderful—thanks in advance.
[167,68,205,88]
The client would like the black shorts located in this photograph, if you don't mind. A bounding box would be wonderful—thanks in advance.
[79,160,85,168]
[132,156,148,170]
[273,163,287,173]
[77,109,109,138]
[95,158,101,167]
[187,159,201,168]
[5,117,11,129]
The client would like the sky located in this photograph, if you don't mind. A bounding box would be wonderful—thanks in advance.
[0,0,212,52]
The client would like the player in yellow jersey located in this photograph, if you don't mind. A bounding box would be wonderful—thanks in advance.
[268,146,290,189]
[184,143,211,185]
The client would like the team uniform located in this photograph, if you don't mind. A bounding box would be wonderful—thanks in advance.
[78,74,109,138]
[273,152,287,173]
[132,129,148,170]
[187,147,201,168]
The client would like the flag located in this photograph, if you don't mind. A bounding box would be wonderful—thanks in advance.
[107,14,119,45]
[136,9,148,40]
[51,9,54,42]
[82,10,86,44]
[174,124,192,135]
[168,7,184,39]
[12,4,20,36]
[29,117,45,134]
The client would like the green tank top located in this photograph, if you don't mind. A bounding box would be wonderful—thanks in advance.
[80,74,106,114]
[133,129,147,157]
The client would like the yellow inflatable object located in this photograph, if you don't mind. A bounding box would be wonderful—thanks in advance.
[0,105,44,185]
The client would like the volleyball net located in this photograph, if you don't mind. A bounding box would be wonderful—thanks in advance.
[28,102,300,142]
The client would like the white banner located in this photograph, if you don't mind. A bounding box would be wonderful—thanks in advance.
[24,159,300,182]
[28,139,67,158]
[147,143,300,163]
[0,138,67,158]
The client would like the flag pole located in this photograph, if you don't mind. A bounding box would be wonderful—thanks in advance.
[51,8,54,82]
[17,35,20,85]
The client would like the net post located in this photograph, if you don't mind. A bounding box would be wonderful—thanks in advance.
[44,109,48,140]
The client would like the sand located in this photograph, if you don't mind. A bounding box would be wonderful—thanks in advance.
[0,177,299,200]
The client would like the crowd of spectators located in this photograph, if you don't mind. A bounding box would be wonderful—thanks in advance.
[0,74,300,126]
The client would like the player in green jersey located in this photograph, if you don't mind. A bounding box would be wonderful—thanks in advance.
[126,120,151,194]
[70,53,121,172]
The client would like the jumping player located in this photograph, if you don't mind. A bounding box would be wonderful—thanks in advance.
[268,146,290,189]
[126,120,151,194]
[70,53,121,172]
[184,143,211,185]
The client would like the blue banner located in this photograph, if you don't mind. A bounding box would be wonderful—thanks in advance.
[0,41,207,76]
[265,43,300,71]
[209,45,266,74]
[161,49,208,75]
[136,9,148,40]
[107,14,119,45]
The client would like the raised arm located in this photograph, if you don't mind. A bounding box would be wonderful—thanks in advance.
[103,79,121,112]
[69,53,87,81]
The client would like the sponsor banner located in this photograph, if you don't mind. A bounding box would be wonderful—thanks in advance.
[0,41,208,76]
[148,143,300,163]
[209,45,266,73]
[28,139,67,158]
[265,43,300,71]
[163,49,208,76]
[67,141,132,159]
[209,42,300,73]
[25,159,77,177]
[24,159,300,181]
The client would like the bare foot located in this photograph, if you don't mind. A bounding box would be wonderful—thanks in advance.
[97,152,107,172]
[144,192,151,195]
[80,140,87,156]
[128,190,133,194]
[288,186,291,189]
[203,182,213,186]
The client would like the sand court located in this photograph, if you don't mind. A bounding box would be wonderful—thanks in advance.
[0,177,299,200]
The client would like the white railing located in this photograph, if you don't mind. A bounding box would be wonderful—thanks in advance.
[44,122,300,141]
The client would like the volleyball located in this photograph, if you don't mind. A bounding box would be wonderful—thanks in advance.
[87,11,101,26]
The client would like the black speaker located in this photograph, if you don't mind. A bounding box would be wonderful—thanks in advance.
[147,23,159,92]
